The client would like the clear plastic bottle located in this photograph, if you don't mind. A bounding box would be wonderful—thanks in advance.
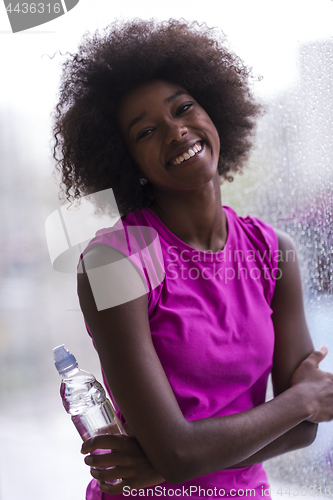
[53,344,126,484]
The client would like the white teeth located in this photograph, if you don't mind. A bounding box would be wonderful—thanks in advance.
[171,142,202,165]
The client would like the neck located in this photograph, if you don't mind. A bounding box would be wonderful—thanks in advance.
[149,171,227,252]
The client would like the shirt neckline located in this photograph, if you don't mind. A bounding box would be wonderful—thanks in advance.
[142,205,235,261]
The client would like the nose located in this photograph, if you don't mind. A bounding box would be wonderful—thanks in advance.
[164,119,188,144]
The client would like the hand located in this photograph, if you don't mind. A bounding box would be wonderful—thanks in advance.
[290,345,333,423]
[81,427,165,495]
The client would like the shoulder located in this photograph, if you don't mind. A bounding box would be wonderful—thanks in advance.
[274,229,299,278]
[271,228,302,309]
[78,243,148,312]
[224,206,278,253]
[275,228,297,253]
[78,244,125,273]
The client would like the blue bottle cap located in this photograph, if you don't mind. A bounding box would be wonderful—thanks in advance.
[53,344,78,375]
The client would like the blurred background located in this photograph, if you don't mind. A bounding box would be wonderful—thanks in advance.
[0,0,332,498]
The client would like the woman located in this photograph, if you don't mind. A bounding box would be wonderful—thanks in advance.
[53,19,333,499]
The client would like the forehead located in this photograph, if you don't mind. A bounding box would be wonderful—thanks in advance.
[118,80,189,125]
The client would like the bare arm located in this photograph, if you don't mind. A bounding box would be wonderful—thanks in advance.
[78,241,332,485]
[228,229,318,467]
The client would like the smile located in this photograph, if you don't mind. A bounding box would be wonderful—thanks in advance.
[169,142,202,166]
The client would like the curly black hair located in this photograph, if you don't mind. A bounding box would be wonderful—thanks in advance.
[53,18,263,216]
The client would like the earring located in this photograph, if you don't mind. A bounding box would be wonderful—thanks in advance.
[140,178,147,186]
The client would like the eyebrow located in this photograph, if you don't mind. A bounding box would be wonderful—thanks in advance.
[127,90,189,136]
[165,90,188,103]
[127,112,148,136]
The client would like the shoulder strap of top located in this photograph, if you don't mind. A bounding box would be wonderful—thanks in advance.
[225,207,279,305]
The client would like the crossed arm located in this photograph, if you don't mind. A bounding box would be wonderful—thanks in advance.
[78,230,332,494]
[227,228,318,467]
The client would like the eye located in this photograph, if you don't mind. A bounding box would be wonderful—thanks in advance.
[176,102,193,115]
[136,128,155,141]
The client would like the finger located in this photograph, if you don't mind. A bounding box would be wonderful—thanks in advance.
[81,434,128,454]
[90,465,131,482]
[97,479,126,496]
[305,345,329,368]
[123,423,134,436]
[317,345,329,357]
[85,452,132,468]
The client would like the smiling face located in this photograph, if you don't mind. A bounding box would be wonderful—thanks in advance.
[117,79,221,195]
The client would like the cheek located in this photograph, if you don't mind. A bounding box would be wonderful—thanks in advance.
[206,120,220,151]
[198,113,219,143]
[131,144,160,174]
[214,130,221,151]
[140,146,157,167]
[209,121,220,150]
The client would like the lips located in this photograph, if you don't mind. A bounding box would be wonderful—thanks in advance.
[167,141,203,166]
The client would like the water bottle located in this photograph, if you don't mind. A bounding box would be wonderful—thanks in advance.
[53,344,126,483]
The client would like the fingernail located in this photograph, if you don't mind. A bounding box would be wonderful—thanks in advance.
[318,345,328,355]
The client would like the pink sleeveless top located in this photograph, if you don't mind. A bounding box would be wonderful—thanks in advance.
[83,206,278,499]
